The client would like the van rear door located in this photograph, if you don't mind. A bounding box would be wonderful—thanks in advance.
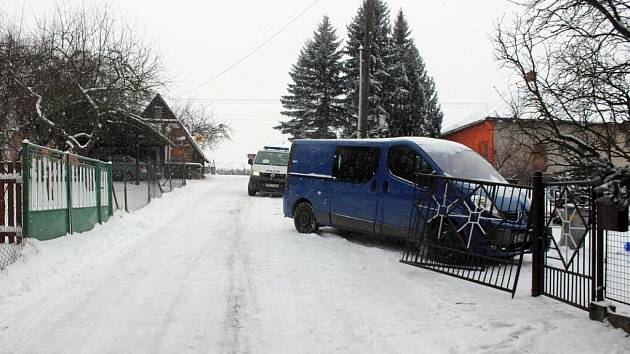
[330,146,381,233]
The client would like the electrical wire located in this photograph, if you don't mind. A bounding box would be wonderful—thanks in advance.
[182,97,490,106]
[184,0,322,95]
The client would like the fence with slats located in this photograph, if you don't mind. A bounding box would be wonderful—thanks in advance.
[0,162,23,269]
[23,142,113,240]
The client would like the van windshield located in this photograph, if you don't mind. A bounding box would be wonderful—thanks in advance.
[423,146,506,183]
[255,150,289,166]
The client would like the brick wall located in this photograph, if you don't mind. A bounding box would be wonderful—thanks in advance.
[443,120,496,164]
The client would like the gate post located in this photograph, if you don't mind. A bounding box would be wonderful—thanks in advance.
[107,164,113,217]
[531,171,545,297]
[592,188,604,302]
[96,164,102,224]
[65,153,73,234]
[21,142,30,238]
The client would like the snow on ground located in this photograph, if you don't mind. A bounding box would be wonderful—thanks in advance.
[1,176,628,353]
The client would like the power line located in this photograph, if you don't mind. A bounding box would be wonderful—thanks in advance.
[184,0,322,95]
[184,97,490,106]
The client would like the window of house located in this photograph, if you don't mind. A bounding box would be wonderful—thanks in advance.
[332,146,380,184]
[388,145,432,182]
[154,106,163,119]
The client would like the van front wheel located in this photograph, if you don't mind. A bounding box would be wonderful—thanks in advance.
[294,203,319,234]
[248,183,257,196]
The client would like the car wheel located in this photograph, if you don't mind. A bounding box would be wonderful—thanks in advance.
[294,202,319,234]
[248,183,257,196]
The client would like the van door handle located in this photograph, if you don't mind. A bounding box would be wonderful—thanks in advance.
[370,179,377,193]
[383,181,389,193]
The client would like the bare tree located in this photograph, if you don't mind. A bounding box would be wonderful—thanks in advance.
[494,0,630,200]
[0,3,165,155]
[174,101,231,151]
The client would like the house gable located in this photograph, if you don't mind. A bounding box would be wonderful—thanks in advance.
[141,93,178,121]
[141,94,209,164]
[442,117,496,164]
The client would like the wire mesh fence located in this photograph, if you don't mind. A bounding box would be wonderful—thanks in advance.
[0,161,23,269]
[0,238,25,270]
[111,160,191,212]
[605,229,630,306]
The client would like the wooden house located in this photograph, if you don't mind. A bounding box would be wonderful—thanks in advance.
[141,94,209,178]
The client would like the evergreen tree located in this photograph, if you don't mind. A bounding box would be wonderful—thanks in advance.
[342,0,393,138]
[420,73,443,137]
[388,10,443,137]
[275,16,345,140]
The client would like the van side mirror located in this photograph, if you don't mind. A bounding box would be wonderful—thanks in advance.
[248,158,253,165]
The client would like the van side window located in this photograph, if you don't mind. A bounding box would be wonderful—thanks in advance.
[332,147,380,184]
[388,146,432,182]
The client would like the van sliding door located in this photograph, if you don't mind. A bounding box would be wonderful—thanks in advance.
[330,146,380,233]
[378,145,432,238]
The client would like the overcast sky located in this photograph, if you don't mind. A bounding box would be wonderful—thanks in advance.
[3,0,520,168]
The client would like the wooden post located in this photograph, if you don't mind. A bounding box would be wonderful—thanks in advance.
[358,0,374,139]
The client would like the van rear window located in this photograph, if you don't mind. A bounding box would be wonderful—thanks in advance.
[332,147,380,184]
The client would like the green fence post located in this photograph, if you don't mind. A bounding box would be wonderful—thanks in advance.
[96,163,102,224]
[66,153,73,234]
[108,163,113,217]
[21,142,30,238]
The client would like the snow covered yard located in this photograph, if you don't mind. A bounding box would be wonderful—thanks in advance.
[1,175,627,354]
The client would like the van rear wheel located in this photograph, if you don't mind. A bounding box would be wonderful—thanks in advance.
[294,202,319,234]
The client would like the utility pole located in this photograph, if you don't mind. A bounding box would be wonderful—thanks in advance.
[358,0,374,139]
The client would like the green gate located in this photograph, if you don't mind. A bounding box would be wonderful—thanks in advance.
[22,142,113,240]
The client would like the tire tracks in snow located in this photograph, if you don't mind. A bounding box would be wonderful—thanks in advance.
[221,193,261,354]
[1,178,241,353]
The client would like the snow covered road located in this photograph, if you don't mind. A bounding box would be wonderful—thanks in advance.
[1,176,627,353]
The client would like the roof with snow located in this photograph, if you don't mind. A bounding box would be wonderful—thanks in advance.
[440,116,511,137]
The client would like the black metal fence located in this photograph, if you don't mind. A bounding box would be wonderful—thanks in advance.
[529,172,630,313]
[400,170,630,317]
[400,174,532,296]
[530,176,597,310]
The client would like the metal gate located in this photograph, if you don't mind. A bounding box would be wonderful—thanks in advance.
[0,162,24,269]
[400,174,532,296]
[530,175,598,310]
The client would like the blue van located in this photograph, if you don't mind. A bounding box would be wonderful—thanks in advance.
[283,138,531,254]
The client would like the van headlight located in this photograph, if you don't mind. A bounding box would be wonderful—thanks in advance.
[252,171,260,176]
[471,194,500,216]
